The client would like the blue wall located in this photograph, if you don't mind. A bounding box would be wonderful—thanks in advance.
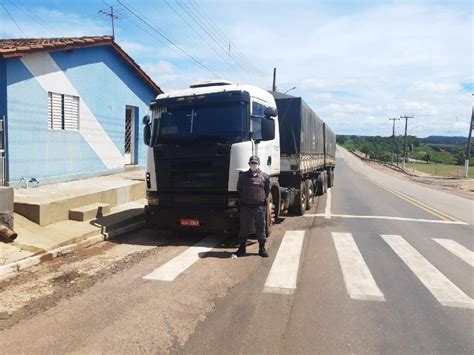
[5,46,157,184]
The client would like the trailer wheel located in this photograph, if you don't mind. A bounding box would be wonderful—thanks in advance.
[322,171,328,194]
[316,174,324,196]
[305,179,314,210]
[266,193,274,238]
[327,169,334,188]
[292,181,306,216]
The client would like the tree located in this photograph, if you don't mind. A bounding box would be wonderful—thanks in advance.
[455,150,465,166]
[424,151,431,164]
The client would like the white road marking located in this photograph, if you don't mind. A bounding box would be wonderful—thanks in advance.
[432,239,474,267]
[143,236,224,281]
[325,188,332,219]
[381,234,474,309]
[331,232,385,302]
[263,230,305,294]
[304,214,468,225]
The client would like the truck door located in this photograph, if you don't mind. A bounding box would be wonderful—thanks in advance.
[251,100,279,176]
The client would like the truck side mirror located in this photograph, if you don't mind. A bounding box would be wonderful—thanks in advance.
[264,107,277,118]
[143,115,151,146]
[261,118,275,141]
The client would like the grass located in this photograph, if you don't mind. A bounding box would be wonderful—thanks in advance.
[405,162,474,178]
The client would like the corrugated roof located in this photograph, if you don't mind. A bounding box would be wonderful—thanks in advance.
[0,36,163,94]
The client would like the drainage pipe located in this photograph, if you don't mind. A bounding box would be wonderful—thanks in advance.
[0,224,17,241]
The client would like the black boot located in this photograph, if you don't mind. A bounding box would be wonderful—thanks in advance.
[234,243,246,257]
[259,242,269,257]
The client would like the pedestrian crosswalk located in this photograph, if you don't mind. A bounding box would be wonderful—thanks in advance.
[381,234,473,309]
[142,231,473,310]
[331,232,385,302]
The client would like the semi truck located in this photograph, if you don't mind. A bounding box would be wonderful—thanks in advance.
[143,80,336,236]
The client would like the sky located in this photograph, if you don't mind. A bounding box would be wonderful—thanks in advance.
[0,0,472,137]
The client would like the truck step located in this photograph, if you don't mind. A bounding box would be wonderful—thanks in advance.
[69,203,111,222]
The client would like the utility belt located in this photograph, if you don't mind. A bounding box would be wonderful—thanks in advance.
[240,201,266,208]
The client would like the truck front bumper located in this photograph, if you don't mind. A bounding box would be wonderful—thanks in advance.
[145,205,240,234]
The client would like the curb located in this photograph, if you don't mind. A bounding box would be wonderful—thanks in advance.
[0,220,146,278]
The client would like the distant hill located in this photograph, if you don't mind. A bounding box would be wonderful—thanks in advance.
[420,136,467,145]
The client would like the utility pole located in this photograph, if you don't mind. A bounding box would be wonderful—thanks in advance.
[464,105,473,178]
[99,6,118,39]
[400,115,413,169]
[272,67,277,92]
[389,118,400,164]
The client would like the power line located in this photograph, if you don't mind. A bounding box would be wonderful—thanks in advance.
[163,0,241,81]
[117,0,220,78]
[7,0,58,36]
[1,2,26,36]
[175,0,257,83]
[188,0,259,74]
[188,0,265,77]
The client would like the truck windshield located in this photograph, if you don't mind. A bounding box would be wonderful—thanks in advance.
[152,102,247,145]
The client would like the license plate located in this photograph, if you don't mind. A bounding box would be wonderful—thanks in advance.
[180,219,200,227]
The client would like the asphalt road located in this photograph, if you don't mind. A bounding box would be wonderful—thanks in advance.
[0,150,472,354]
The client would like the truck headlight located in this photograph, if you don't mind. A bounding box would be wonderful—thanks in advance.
[227,197,239,208]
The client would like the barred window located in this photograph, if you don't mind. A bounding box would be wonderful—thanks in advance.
[48,92,79,131]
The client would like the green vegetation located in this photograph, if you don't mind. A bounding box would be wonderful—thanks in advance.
[337,135,473,178]
[405,163,474,178]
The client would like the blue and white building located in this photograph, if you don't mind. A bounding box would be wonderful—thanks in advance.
[0,36,162,186]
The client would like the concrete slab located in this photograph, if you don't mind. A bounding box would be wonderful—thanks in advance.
[0,200,146,273]
[69,203,111,222]
[14,170,145,226]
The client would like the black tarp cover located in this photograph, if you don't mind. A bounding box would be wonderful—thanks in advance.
[275,96,325,156]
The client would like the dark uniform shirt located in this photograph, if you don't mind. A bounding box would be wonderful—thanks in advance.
[237,169,270,207]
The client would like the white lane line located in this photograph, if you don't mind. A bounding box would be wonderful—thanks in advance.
[331,232,385,302]
[324,188,332,219]
[143,236,224,281]
[381,234,474,309]
[263,230,305,295]
[304,214,468,225]
[432,239,474,267]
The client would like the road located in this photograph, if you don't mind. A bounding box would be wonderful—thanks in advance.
[0,149,473,354]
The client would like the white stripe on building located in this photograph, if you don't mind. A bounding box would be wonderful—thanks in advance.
[21,52,124,169]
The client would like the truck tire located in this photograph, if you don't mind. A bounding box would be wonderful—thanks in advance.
[292,181,306,216]
[327,169,334,188]
[266,193,274,238]
[305,179,314,210]
[322,171,328,194]
[316,174,324,196]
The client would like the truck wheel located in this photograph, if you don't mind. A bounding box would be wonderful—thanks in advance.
[293,181,306,216]
[322,171,328,194]
[316,174,324,196]
[266,193,274,238]
[327,169,334,188]
[305,179,314,210]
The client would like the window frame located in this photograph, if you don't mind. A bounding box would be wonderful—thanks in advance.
[48,91,80,131]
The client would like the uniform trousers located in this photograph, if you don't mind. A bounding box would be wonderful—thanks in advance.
[238,205,266,244]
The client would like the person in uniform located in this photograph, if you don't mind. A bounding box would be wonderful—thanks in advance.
[234,155,270,257]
